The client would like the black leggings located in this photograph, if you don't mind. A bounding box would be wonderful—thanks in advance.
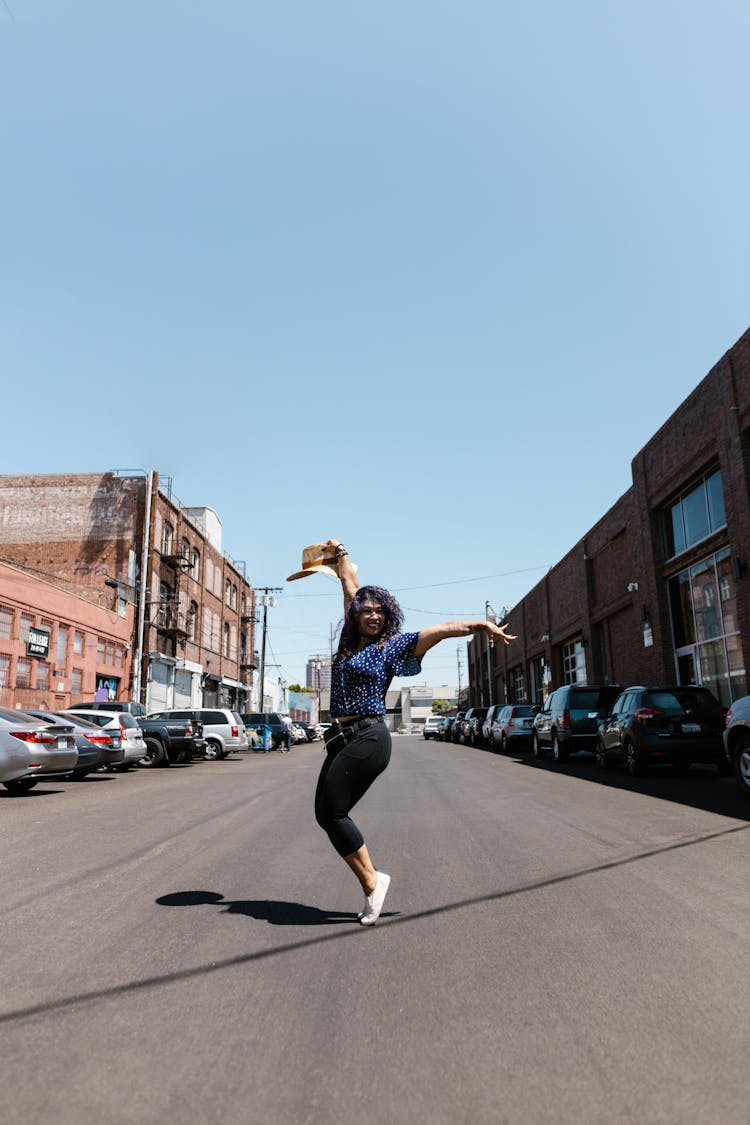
[314,722,392,857]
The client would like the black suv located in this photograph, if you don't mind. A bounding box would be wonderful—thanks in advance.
[532,684,622,763]
[596,685,729,777]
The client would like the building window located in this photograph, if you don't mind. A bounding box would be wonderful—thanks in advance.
[0,605,12,639]
[562,639,586,685]
[181,537,190,564]
[114,645,124,668]
[97,637,105,663]
[668,546,746,705]
[191,548,200,581]
[105,641,115,665]
[188,601,198,640]
[225,578,232,606]
[16,658,30,688]
[20,614,34,643]
[512,667,526,702]
[162,521,174,555]
[35,661,50,691]
[231,583,238,610]
[71,667,83,695]
[159,581,171,628]
[56,625,68,666]
[73,631,84,655]
[223,622,231,657]
[665,469,726,559]
[0,654,9,687]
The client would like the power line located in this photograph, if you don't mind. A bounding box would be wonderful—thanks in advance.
[281,564,548,598]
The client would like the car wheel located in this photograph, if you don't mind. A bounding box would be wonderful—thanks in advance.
[552,731,569,763]
[625,740,646,777]
[501,733,508,754]
[532,731,544,759]
[177,747,193,764]
[3,777,38,794]
[594,737,609,770]
[733,733,750,798]
[204,739,223,761]
[139,738,168,768]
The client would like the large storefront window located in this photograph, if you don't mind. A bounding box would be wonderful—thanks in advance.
[668,547,746,705]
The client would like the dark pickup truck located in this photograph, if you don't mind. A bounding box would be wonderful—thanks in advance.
[71,700,205,766]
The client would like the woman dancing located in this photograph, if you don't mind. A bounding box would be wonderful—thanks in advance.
[314,539,515,926]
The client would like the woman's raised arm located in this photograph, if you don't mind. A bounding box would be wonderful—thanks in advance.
[413,619,516,658]
[325,539,360,614]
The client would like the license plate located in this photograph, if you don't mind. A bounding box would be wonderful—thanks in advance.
[588,712,598,719]
[682,722,701,734]
[58,737,73,748]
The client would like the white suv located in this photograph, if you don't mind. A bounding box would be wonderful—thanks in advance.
[423,715,445,740]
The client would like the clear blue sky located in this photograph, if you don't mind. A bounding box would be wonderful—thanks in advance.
[2,2,748,690]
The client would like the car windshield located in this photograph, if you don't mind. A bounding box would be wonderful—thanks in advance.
[510,706,535,717]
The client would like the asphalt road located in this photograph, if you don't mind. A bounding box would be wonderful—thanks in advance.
[2,736,748,1125]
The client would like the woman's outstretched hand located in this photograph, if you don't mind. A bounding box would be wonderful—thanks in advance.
[473,620,516,647]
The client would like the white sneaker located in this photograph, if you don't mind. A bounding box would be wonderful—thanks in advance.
[359,872,391,926]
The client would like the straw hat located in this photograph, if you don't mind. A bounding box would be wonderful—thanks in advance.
[287,543,354,582]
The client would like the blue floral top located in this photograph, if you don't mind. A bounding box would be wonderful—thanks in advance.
[330,632,423,718]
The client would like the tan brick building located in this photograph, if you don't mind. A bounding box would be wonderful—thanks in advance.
[0,471,256,712]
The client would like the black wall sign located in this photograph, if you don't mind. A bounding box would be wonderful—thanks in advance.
[27,627,51,658]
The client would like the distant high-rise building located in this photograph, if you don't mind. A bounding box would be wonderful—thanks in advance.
[307,656,331,692]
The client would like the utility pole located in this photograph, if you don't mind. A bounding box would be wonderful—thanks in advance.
[485,601,496,707]
[456,645,462,704]
[256,586,282,711]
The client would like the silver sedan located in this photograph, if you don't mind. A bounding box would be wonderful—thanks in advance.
[0,709,79,795]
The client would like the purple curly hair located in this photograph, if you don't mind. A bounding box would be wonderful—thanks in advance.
[336,585,404,658]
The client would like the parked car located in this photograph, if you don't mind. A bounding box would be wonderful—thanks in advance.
[723,695,750,798]
[291,724,307,744]
[22,708,123,776]
[62,710,147,769]
[301,722,320,742]
[462,707,489,746]
[451,712,467,743]
[72,700,204,765]
[440,717,456,741]
[0,709,79,794]
[532,684,623,763]
[148,708,246,759]
[73,699,148,717]
[423,715,445,740]
[489,704,538,752]
[240,712,293,751]
[481,704,505,746]
[596,685,729,776]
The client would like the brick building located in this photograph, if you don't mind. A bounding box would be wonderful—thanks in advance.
[469,328,750,710]
[0,471,256,711]
[0,560,135,711]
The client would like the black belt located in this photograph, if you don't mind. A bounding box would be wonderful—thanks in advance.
[341,716,385,739]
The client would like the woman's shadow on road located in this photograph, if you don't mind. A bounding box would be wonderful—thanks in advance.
[156,890,398,925]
